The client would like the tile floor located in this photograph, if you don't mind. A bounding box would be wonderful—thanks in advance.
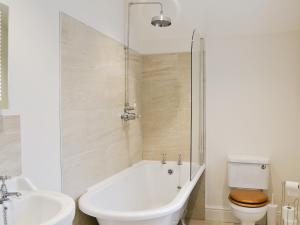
[187,220,234,225]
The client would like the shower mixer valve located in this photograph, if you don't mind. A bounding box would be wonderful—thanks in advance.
[121,111,139,121]
[121,103,141,121]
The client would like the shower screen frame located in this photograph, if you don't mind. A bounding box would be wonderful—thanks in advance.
[190,29,206,181]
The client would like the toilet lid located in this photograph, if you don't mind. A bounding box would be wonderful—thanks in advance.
[229,189,268,206]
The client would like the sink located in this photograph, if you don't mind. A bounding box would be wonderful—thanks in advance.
[0,177,75,225]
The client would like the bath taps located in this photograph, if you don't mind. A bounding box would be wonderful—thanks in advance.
[178,154,182,166]
[161,153,167,164]
[0,176,21,204]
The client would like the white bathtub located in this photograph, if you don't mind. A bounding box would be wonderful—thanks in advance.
[79,160,205,225]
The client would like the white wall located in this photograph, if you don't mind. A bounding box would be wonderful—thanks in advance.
[206,31,300,212]
[0,0,125,191]
[130,0,300,54]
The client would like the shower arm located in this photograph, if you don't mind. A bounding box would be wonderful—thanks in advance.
[128,2,164,14]
[124,2,164,107]
[127,2,164,50]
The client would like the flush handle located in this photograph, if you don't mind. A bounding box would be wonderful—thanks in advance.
[261,164,267,170]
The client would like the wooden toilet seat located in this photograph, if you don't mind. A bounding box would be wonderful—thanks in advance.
[229,189,269,208]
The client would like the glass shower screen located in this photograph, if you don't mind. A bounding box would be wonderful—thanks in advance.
[190,29,205,180]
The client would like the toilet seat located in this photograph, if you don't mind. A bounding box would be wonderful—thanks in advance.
[229,189,268,208]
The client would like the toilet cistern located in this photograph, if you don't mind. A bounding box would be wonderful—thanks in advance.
[227,155,271,225]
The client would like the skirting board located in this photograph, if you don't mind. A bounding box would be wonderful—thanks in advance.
[205,207,282,224]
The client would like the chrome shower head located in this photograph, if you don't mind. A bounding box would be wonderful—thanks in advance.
[128,2,172,28]
[151,12,172,27]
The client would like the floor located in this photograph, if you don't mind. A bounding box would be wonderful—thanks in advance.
[188,220,234,225]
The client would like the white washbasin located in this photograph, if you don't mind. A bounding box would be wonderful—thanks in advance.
[0,177,75,225]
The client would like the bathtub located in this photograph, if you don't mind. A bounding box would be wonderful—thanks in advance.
[79,160,205,225]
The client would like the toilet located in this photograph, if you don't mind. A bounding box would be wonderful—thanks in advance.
[228,155,270,225]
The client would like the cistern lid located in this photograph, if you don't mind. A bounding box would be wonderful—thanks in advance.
[228,155,270,164]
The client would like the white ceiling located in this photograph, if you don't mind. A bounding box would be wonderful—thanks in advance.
[128,0,300,53]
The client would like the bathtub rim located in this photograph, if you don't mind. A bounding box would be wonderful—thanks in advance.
[79,160,205,221]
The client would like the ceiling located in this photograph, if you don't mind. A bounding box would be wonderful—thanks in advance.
[128,0,300,53]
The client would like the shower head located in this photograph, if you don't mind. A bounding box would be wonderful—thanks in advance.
[151,12,172,27]
[128,2,172,28]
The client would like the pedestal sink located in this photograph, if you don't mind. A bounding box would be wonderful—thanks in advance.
[0,177,75,225]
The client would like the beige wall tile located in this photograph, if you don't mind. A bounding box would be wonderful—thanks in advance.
[60,14,143,225]
[141,53,191,161]
[0,115,21,176]
[187,172,206,220]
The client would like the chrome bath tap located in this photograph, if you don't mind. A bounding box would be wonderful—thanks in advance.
[0,176,21,204]
[178,154,183,166]
[161,153,167,164]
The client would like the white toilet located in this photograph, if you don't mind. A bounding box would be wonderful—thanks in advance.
[228,155,270,225]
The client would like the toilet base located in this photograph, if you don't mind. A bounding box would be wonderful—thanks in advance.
[229,202,268,225]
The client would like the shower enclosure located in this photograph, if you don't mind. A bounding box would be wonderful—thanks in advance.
[121,2,206,181]
[190,29,206,180]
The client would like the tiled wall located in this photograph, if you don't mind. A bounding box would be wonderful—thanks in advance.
[141,53,191,161]
[0,115,21,176]
[60,14,143,225]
